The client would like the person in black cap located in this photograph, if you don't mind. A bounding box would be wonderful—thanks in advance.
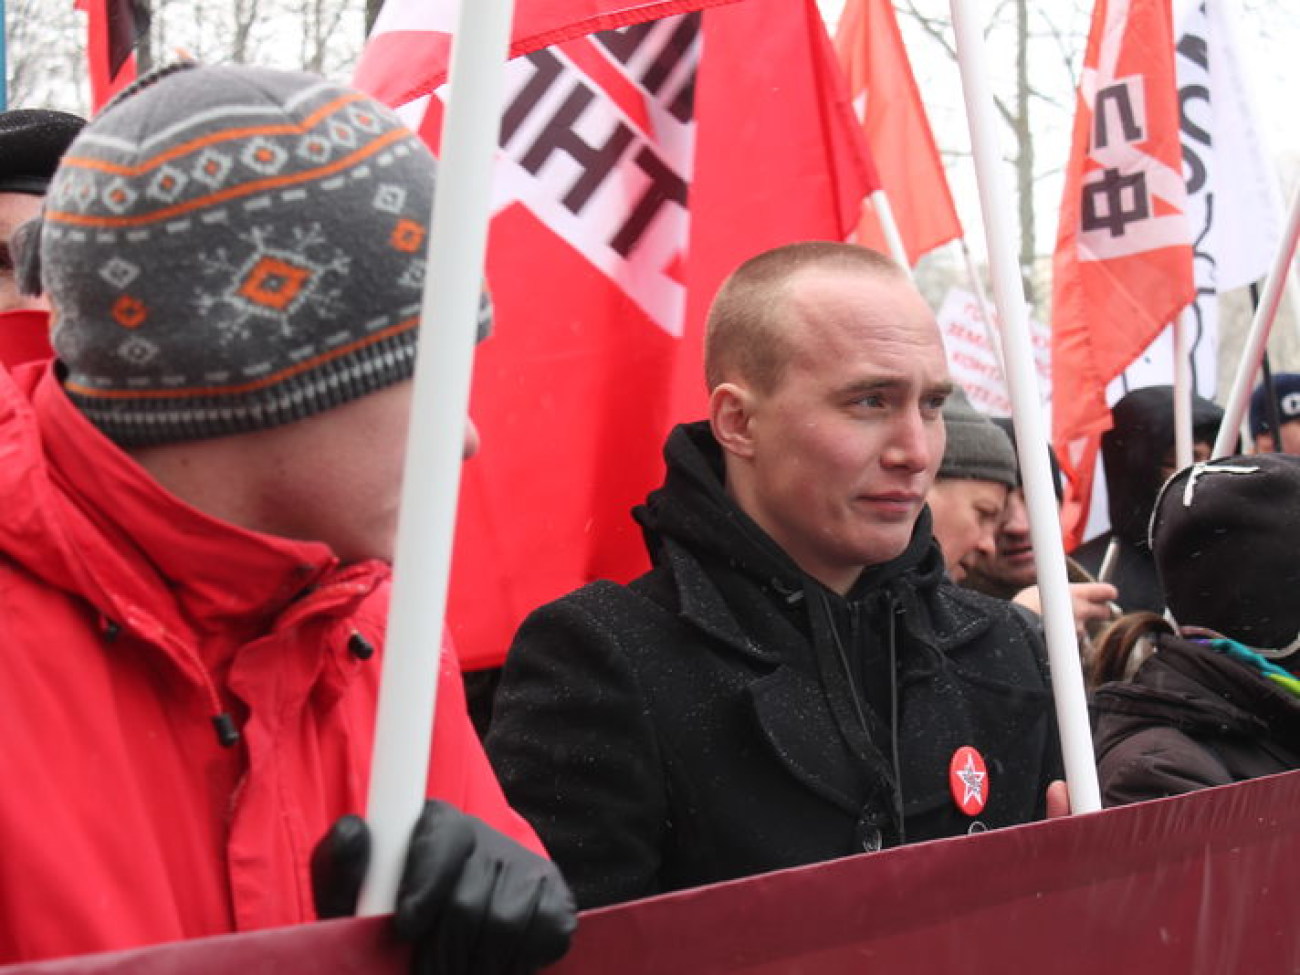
[0,108,85,313]
[1071,385,1224,614]
[1092,453,1300,805]
[1249,371,1300,455]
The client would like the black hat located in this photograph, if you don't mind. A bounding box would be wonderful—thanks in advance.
[1249,372,1300,438]
[0,109,86,195]
[1103,385,1224,549]
[1151,453,1300,656]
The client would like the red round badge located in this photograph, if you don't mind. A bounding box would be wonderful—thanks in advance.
[949,746,989,816]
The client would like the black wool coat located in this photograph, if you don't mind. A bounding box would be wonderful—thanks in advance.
[486,423,1063,910]
[1094,635,1300,806]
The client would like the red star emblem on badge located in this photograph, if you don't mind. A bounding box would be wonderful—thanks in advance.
[949,746,989,816]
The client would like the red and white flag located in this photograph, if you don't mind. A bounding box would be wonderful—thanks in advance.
[356,0,873,669]
[1050,0,1194,546]
[354,0,737,106]
[833,0,962,265]
[75,0,150,111]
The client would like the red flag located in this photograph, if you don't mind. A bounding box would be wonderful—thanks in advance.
[1051,0,1194,545]
[75,0,150,112]
[833,0,962,265]
[357,0,873,669]
[354,0,740,107]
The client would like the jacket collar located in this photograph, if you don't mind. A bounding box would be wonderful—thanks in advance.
[28,364,341,638]
[661,539,782,660]
[643,422,986,660]
[1096,633,1300,741]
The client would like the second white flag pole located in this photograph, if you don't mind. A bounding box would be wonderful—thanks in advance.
[950,0,1102,814]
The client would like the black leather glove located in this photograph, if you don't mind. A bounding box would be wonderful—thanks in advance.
[311,800,577,975]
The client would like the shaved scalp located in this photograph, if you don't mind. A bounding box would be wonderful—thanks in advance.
[704,241,906,393]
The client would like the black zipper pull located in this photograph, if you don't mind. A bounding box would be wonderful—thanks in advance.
[348,631,376,660]
[212,713,241,748]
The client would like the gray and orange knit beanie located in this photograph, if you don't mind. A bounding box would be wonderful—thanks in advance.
[37,62,458,447]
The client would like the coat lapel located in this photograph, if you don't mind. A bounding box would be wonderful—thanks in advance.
[747,665,869,814]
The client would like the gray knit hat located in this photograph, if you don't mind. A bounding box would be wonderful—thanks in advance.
[39,62,468,447]
[939,387,1017,487]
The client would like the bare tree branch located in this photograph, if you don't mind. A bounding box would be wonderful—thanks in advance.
[896,0,959,62]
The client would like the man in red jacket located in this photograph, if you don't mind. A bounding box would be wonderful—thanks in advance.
[0,63,573,972]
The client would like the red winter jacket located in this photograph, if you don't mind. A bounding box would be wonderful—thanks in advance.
[0,363,542,964]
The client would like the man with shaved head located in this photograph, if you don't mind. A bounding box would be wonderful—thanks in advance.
[488,241,1064,909]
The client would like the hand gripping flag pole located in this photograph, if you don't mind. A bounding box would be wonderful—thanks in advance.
[358,0,517,915]
[950,0,1101,814]
[1211,184,1300,460]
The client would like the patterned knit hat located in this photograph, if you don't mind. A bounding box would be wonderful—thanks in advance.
[40,63,463,447]
[939,387,1017,488]
[1151,453,1300,657]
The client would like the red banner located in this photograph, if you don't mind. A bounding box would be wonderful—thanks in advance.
[356,0,872,669]
[6,771,1299,973]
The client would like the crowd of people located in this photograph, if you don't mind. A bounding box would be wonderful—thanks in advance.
[1,62,1297,971]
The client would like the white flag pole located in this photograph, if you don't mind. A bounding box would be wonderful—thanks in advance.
[958,236,1007,377]
[1286,274,1300,356]
[1211,183,1300,459]
[358,0,516,915]
[950,0,1101,813]
[1172,310,1193,469]
[867,188,913,275]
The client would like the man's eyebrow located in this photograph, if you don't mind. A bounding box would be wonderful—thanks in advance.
[837,378,955,398]
[838,377,904,397]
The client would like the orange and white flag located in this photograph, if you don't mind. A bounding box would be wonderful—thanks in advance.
[833,0,961,265]
[1051,0,1194,545]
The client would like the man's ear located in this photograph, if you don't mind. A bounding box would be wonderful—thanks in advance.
[709,382,757,460]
